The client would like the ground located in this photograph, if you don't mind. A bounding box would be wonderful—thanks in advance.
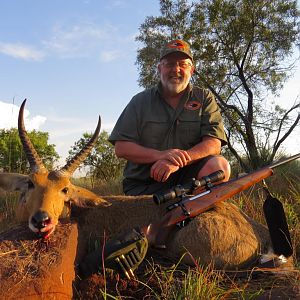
[0,221,300,299]
[0,221,77,299]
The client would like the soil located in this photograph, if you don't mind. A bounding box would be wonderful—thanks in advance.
[0,220,77,299]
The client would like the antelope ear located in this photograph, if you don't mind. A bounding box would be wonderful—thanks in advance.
[69,186,111,208]
[0,173,30,192]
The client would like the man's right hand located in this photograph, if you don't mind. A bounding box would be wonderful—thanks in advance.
[161,149,191,167]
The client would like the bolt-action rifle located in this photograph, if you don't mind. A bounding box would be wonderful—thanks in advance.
[144,153,300,257]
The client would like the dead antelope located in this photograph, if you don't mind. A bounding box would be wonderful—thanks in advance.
[0,100,110,238]
[76,195,274,270]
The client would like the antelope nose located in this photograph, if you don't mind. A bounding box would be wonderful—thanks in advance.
[31,210,50,229]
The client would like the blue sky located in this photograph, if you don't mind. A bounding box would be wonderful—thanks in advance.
[0,0,299,166]
[0,0,161,164]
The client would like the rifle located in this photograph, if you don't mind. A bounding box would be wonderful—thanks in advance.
[144,153,300,256]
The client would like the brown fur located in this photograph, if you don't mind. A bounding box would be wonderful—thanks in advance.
[75,195,271,269]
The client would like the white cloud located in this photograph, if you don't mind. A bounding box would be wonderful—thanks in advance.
[100,50,122,62]
[44,22,115,58]
[0,101,46,130]
[105,0,125,9]
[44,115,114,139]
[43,21,132,61]
[0,42,45,61]
[0,20,134,63]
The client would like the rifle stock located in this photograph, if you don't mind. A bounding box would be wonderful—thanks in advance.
[143,153,300,248]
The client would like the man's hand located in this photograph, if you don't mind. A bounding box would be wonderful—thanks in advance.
[151,149,191,182]
[150,159,179,182]
[161,149,191,167]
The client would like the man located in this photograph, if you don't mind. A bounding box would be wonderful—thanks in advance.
[79,40,232,278]
[109,39,230,195]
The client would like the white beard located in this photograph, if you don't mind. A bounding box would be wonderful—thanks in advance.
[163,77,189,95]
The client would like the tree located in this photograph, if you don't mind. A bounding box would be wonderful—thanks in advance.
[0,128,59,173]
[67,131,125,183]
[136,0,300,171]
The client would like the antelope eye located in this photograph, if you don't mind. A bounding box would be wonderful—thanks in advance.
[62,187,69,194]
[27,180,34,189]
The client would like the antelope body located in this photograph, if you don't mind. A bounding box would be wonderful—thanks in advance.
[76,195,272,269]
[0,100,110,238]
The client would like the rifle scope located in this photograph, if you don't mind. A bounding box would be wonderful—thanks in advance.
[153,170,225,205]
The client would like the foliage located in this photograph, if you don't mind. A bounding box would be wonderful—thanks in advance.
[136,0,300,171]
[68,131,125,184]
[0,128,59,173]
[72,177,124,195]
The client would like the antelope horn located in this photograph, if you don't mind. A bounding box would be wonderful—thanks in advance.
[18,99,47,173]
[59,116,101,176]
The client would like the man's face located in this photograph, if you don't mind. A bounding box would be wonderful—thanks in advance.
[158,52,194,96]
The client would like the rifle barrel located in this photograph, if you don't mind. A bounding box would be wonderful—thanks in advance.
[269,153,300,169]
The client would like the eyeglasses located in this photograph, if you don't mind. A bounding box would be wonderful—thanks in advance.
[161,61,193,69]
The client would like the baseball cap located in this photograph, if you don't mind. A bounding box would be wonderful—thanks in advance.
[160,39,193,61]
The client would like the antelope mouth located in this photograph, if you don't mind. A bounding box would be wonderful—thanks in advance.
[29,219,56,239]
[39,222,56,239]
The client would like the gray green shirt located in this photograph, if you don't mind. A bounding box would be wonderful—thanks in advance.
[109,83,227,182]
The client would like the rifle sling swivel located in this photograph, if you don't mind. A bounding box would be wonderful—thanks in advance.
[167,198,190,215]
[171,201,192,229]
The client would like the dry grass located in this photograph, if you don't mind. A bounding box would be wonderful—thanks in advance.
[0,222,73,295]
[0,191,19,232]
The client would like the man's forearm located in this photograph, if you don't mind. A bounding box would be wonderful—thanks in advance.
[186,136,221,164]
[114,137,220,167]
[115,141,162,164]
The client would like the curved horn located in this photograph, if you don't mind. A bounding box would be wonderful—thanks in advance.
[18,99,47,173]
[59,116,101,176]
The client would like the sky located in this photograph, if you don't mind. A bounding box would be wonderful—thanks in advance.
[0,0,299,167]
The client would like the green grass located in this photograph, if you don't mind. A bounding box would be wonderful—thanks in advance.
[0,191,19,232]
[84,255,300,299]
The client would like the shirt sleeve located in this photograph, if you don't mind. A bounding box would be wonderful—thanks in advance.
[108,97,140,145]
[200,90,227,146]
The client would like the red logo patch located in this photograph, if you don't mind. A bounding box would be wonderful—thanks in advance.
[184,100,202,111]
[167,40,185,49]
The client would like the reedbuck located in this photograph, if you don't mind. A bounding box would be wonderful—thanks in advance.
[0,100,110,238]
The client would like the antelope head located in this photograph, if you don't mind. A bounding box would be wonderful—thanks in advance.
[0,99,110,238]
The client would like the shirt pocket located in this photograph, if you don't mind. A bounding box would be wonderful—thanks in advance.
[140,121,169,149]
[176,119,202,148]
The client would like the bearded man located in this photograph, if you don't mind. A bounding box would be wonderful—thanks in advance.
[109,39,231,195]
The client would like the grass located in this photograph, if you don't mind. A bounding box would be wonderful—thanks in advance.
[0,191,19,232]
[147,261,234,299]
[1,165,300,299]
[77,254,300,299]
[137,261,235,299]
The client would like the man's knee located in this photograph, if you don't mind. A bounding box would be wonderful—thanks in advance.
[197,155,231,182]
